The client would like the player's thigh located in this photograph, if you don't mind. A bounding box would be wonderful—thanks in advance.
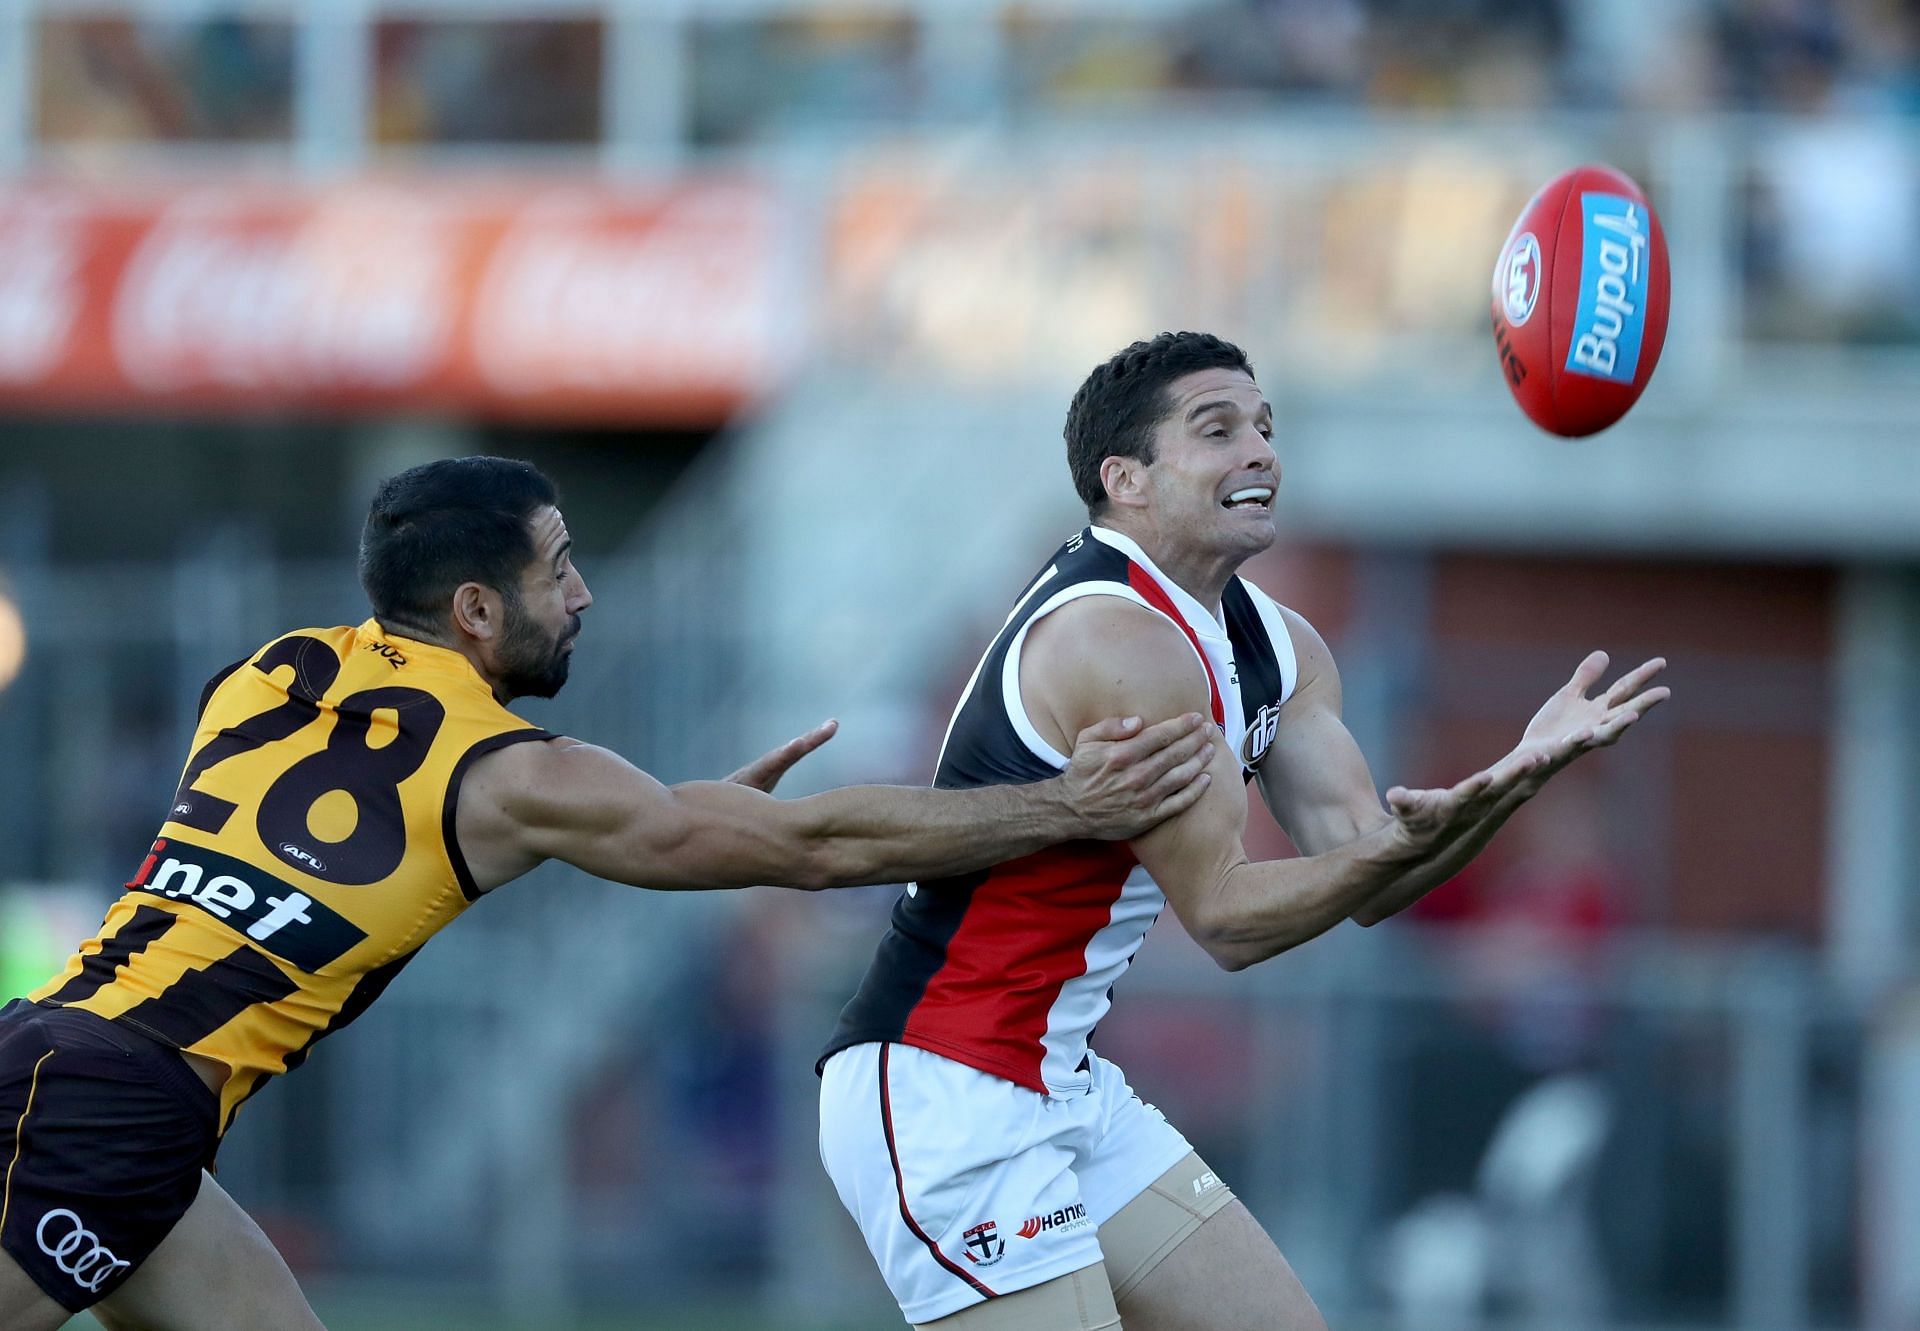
[0,1249,70,1331]
[1108,1182,1325,1331]
[919,1262,1120,1331]
[93,1171,325,1331]
[0,1002,220,1323]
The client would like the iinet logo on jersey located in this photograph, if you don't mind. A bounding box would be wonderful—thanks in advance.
[1017,1203,1090,1240]
[127,839,366,971]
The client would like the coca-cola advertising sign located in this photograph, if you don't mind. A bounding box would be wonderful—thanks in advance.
[0,179,782,423]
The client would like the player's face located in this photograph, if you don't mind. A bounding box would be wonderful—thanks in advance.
[1138,368,1278,559]
[499,506,593,700]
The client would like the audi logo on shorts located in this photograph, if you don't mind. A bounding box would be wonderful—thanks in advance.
[35,1208,132,1292]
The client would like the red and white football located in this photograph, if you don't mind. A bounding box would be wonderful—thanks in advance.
[1490,164,1670,437]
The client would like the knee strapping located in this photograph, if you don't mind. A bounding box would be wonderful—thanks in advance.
[1100,1152,1236,1303]
[915,1262,1120,1331]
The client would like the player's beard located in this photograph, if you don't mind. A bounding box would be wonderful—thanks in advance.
[497,593,577,700]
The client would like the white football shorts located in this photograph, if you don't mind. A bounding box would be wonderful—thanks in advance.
[819,1041,1194,1325]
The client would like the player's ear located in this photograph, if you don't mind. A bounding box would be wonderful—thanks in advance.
[1100,455,1147,511]
[450,582,504,643]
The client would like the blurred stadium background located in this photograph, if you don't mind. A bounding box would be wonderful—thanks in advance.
[1,0,1918,1327]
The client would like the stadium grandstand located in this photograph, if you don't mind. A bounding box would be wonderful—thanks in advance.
[1,0,1918,1327]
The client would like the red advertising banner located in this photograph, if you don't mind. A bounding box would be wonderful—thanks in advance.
[0,178,786,424]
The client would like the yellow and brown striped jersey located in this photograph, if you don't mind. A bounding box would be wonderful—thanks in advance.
[30,620,552,1133]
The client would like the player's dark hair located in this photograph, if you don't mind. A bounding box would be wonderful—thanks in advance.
[1064,331,1255,516]
[358,456,560,631]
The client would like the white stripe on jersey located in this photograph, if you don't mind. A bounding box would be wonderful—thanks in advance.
[937,563,1063,761]
[1039,865,1163,1092]
[998,580,1190,770]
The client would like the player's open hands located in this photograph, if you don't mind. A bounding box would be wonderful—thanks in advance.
[1381,752,1548,857]
[1499,651,1670,785]
[1063,713,1216,841]
[725,719,840,793]
[1380,651,1668,860]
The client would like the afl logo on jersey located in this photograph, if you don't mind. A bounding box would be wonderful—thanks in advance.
[1239,702,1282,769]
[281,843,328,874]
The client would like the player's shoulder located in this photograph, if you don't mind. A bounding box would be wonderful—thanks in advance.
[251,624,358,660]
[1225,576,1330,700]
[1023,594,1211,714]
[460,733,584,792]
[1028,592,1190,659]
[1225,576,1320,652]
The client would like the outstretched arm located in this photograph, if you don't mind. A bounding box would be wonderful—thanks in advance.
[451,712,1215,894]
[1349,650,1668,923]
[1021,597,1542,969]
[1254,610,1667,926]
[1019,596,1657,970]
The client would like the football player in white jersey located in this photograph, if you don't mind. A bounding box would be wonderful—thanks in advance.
[819,333,1669,1330]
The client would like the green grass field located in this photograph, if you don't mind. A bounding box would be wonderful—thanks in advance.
[72,1292,903,1331]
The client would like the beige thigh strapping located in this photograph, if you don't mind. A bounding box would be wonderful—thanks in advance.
[915,1262,1120,1331]
[1098,1151,1236,1303]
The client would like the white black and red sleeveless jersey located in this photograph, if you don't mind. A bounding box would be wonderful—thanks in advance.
[820,525,1299,1096]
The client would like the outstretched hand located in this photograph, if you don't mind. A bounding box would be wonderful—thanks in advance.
[1380,651,1669,856]
[1382,751,1550,852]
[1499,651,1670,782]
[1062,713,1216,841]
[726,719,840,793]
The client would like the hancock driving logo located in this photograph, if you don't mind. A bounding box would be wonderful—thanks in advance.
[1502,232,1541,326]
[962,1219,1005,1266]
[1018,1203,1090,1240]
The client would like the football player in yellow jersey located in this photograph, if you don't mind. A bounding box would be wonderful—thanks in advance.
[0,456,1217,1331]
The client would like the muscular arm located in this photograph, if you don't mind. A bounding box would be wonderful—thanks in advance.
[1253,608,1391,857]
[1253,609,1496,926]
[1027,601,1666,966]
[1256,616,1669,927]
[452,718,1213,895]
[1021,598,1436,970]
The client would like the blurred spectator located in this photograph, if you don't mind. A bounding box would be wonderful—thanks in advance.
[36,16,293,146]
[27,0,1920,154]
[690,14,918,146]
[1745,117,1920,342]
[375,20,603,146]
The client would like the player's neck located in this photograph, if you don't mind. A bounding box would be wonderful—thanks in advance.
[1095,517,1234,615]
[375,616,512,702]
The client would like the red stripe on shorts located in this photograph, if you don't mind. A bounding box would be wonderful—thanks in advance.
[878,1044,999,1301]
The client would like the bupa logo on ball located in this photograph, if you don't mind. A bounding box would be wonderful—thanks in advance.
[1501,232,1541,326]
[1565,192,1649,383]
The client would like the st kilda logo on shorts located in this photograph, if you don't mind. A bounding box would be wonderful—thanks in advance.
[36,1208,132,1293]
[961,1219,1005,1266]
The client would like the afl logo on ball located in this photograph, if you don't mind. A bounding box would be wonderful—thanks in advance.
[1502,233,1541,326]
